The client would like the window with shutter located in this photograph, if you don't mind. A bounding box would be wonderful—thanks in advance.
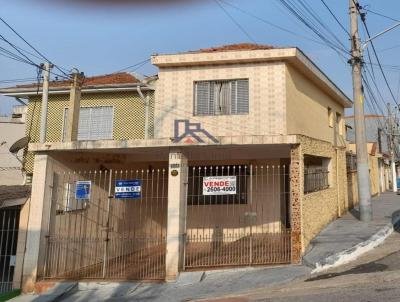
[63,106,113,141]
[194,79,249,116]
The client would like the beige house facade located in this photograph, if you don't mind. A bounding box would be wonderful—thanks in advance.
[1,44,354,293]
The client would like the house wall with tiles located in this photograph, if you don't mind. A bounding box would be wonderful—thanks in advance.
[23,91,154,173]
[295,135,348,252]
[153,61,287,140]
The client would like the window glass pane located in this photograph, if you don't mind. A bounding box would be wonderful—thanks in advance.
[195,82,210,115]
[62,106,113,141]
[236,79,249,113]
[194,79,248,116]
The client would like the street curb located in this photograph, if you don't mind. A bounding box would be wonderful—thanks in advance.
[308,210,400,274]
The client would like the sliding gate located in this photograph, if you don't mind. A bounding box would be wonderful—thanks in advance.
[185,164,291,269]
[44,168,168,280]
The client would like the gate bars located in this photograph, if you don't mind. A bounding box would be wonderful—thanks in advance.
[0,208,19,293]
[184,164,291,269]
[44,168,168,280]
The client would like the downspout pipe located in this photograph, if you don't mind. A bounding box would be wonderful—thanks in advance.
[336,147,341,217]
[137,86,149,140]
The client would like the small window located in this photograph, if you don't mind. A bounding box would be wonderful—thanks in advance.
[194,79,249,116]
[336,112,343,135]
[63,106,113,141]
[328,107,333,128]
[304,155,330,193]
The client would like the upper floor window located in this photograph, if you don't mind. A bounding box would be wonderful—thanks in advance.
[194,79,249,116]
[328,107,334,128]
[336,112,343,136]
[63,106,113,141]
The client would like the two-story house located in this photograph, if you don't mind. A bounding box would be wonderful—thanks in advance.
[1,43,352,292]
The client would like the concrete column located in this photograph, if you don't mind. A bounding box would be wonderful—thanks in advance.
[166,150,188,280]
[65,71,84,142]
[21,154,54,292]
[290,144,303,263]
[13,198,31,290]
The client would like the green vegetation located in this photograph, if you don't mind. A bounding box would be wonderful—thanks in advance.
[0,289,21,302]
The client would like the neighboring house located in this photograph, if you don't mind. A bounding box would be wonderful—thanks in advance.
[1,43,352,292]
[1,72,154,180]
[0,185,31,293]
[0,105,27,185]
[345,115,390,200]
[0,105,30,294]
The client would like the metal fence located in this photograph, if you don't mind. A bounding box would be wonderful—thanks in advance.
[304,168,329,193]
[0,208,19,294]
[184,164,291,269]
[44,168,168,280]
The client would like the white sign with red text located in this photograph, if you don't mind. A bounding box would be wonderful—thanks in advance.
[203,176,237,195]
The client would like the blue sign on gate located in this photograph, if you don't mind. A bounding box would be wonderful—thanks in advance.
[115,180,141,199]
[75,181,91,200]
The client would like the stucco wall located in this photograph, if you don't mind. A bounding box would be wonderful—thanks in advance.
[0,121,25,185]
[154,62,287,139]
[347,155,385,207]
[297,135,348,251]
[286,65,345,146]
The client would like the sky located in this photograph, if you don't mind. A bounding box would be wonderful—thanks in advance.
[1,0,400,116]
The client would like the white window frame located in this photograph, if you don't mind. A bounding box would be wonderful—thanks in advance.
[62,105,114,141]
[193,78,249,116]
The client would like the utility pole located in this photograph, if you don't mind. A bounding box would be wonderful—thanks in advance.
[349,0,372,221]
[39,62,52,143]
[387,103,397,192]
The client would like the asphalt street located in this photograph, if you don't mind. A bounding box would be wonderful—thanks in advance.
[205,225,400,302]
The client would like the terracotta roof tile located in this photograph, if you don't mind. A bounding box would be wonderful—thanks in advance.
[188,43,275,54]
[13,72,140,90]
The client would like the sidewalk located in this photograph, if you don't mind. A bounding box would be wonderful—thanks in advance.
[11,192,400,302]
[303,192,400,272]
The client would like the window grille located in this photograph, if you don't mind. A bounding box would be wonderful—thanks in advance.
[194,79,249,115]
[304,168,329,193]
[63,106,113,141]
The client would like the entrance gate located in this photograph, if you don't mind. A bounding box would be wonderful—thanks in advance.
[184,164,291,269]
[0,208,19,293]
[44,167,168,280]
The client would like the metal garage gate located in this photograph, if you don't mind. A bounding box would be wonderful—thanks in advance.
[44,168,168,280]
[0,207,19,293]
[184,164,291,269]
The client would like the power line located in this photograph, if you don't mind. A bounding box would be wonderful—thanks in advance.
[355,2,399,107]
[218,0,326,46]
[320,0,351,37]
[113,58,151,74]
[364,8,399,23]
[0,36,70,80]
[296,0,348,51]
[214,0,257,44]
[276,0,349,60]
[0,34,37,66]
[0,16,70,78]
[0,77,38,84]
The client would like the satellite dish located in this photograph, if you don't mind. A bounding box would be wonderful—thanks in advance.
[9,136,30,154]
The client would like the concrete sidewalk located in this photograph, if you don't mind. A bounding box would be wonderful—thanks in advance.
[11,192,400,302]
[303,192,400,272]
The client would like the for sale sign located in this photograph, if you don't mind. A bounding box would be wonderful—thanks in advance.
[115,180,141,199]
[203,176,237,195]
